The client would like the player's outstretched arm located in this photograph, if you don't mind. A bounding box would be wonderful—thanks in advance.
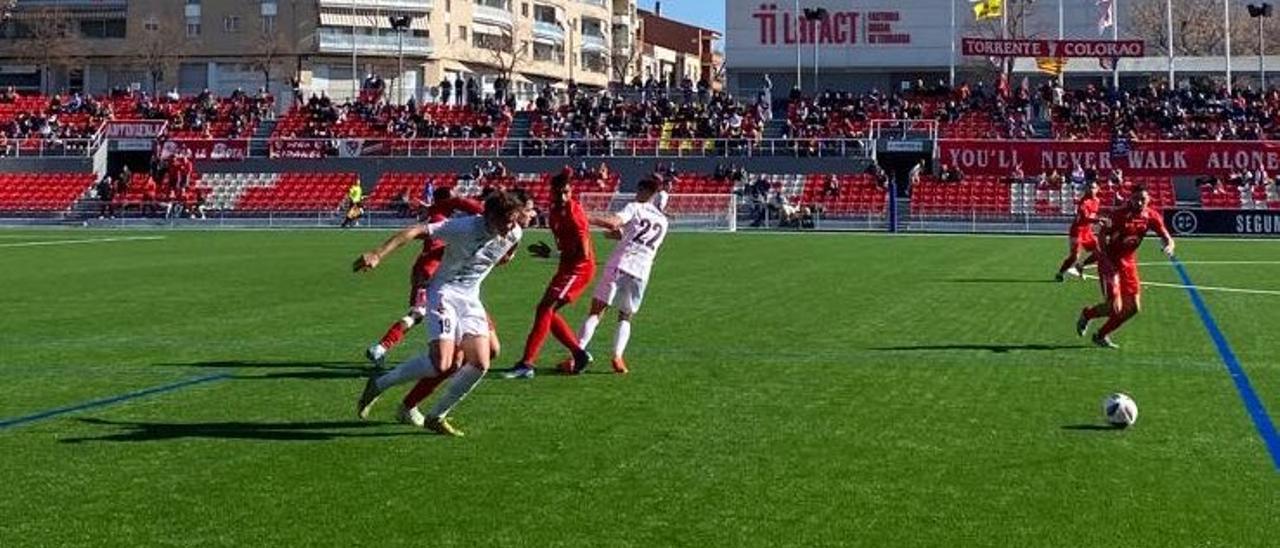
[588,213,623,232]
[353,224,429,272]
[1150,213,1176,257]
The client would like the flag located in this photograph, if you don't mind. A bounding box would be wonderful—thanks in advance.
[971,0,1002,21]
[1036,57,1066,76]
[1096,0,1114,35]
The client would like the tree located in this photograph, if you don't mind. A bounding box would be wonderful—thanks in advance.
[251,31,291,92]
[479,20,531,92]
[611,26,642,84]
[10,7,81,94]
[1128,0,1279,57]
[135,22,188,95]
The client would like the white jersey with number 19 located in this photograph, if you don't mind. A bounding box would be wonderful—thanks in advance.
[608,201,668,281]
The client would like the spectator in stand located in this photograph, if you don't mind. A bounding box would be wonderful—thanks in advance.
[940,164,965,183]
[190,186,208,220]
[822,174,840,197]
[392,188,414,218]
[95,174,116,219]
[908,159,926,186]
[141,174,159,218]
[0,86,16,103]
[439,77,452,105]
[1046,169,1065,188]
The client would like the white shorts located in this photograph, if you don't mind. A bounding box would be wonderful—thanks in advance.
[592,267,647,315]
[427,288,489,342]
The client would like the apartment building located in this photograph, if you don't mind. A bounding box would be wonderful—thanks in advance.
[0,0,638,103]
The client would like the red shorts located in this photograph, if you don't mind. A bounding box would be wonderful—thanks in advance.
[545,267,595,303]
[1070,229,1097,254]
[1098,260,1141,301]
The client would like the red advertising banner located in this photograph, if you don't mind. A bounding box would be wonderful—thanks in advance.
[939,140,1280,177]
[961,38,1145,58]
[270,139,331,159]
[158,139,249,161]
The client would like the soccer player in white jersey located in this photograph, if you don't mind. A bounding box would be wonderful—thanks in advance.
[573,177,670,374]
[352,190,526,436]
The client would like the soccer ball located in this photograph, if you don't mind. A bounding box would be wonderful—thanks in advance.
[1102,393,1138,428]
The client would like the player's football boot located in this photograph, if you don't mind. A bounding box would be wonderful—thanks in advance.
[571,349,594,374]
[356,377,382,420]
[503,362,536,379]
[1092,333,1119,349]
[425,416,464,437]
[365,343,388,369]
[1076,308,1091,337]
[397,405,425,428]
[1065,266,1082,279]
[611,357,628,374]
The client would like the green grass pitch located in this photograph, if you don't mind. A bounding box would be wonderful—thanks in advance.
[1,228,1279,546]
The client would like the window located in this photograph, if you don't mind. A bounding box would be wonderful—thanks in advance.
[521,3,529,16]
[458,26,467,41]
[224,16,240,33]
[262,15,276,34]
[144,17,160,32]
[473,31,510,51]
[186,19,201,37]
[533,42,563,64]
[80,19,127,39]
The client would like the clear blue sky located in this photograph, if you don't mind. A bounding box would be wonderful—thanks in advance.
[638,0,725,34]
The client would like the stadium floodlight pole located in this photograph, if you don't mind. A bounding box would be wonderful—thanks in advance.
[794,0,801,92]
[1112,0,1120,89]
[1058,0,1064,87]
[1167,0,1174,85]
[1226,0,1233,93]
[1249,4,1273,89]
[803,8,828,93]
[1001,0,1009,79]
[949,0,956,88]
[351,2,359,101]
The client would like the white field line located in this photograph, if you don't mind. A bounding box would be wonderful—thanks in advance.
[1081,272,1280,297]
[0,236,166,248]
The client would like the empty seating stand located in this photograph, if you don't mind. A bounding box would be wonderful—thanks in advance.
[0,173,95,214]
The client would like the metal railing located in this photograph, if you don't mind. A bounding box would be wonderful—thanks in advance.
[172,137,878,159]
[0,138,100,158]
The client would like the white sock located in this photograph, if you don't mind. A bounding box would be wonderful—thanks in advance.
[427,365,485,419]
[578,314,601,350]
[375,353,437,392]
[613,320,632,358]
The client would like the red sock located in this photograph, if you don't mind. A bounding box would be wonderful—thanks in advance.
[402,374,448,408]
[550,313,580,350]
[380,320,407,349]
[520,304,555,364]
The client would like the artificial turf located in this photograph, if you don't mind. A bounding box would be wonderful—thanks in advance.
[1,228,1278,546]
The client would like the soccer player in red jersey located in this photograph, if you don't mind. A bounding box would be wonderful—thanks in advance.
[1076,186,1175,348]
[505,169,595,378]
[1055,180,1101,281]
[365,186,485,368]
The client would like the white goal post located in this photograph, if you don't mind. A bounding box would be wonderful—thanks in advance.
[578,193,737,232]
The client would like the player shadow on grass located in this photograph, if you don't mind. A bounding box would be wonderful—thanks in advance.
[60,418,417,443]
[157,360,373,381]
[944,278,1059,284]
[870,343,1090,353]
[1060,424,1126,431]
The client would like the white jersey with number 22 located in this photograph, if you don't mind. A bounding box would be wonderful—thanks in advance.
[608,201,668,281]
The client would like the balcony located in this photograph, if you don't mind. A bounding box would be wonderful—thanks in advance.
[580,0,608,9]
[532,21,565,44]
[318,33,434,56]
[580,33,607,52]
[318,0,434,11]
[611,14,631,28]
[472,4,514,27]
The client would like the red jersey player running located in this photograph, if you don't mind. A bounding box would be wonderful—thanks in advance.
[366,187,486,367]
[1055,180,1101,282]
[1075,186,1175,348]
[504,169,595,379]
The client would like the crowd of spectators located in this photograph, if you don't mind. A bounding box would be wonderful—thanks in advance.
[135,87,273,139]
[529,85,764,156]
[92,151,204,219]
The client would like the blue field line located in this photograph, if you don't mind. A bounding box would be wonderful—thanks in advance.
[1171,257,1280,471]
[0,373,230,430]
